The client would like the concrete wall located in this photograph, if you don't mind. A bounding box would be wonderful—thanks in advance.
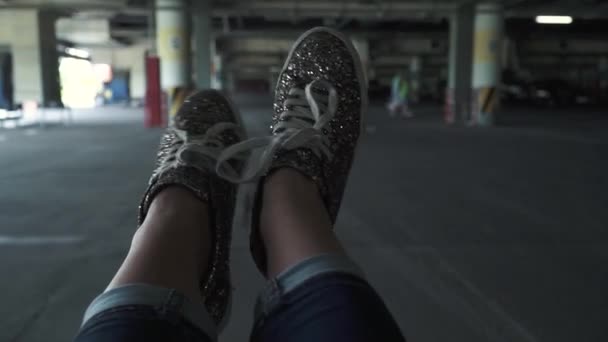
[219,33,608,98]
[518,38,608,83]
[88,41,150,99]
[520,39,608,54]
[114,43,148,99]
[221,35,450,89]
[56,18,111,45]
[0,10,43,104]
[0,9,61,106]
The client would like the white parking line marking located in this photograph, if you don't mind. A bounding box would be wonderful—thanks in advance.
[0,235,84,246]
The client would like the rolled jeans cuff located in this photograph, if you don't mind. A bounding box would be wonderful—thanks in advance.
[254,253,365,321]
[81,283,217,341]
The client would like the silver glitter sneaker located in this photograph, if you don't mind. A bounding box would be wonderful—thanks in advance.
[217,27,367,273]
[139,89,246,328]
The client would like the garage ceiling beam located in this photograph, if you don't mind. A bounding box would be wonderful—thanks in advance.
[2,0,608,18]
[214,29,448,40]
[213,1,466,19]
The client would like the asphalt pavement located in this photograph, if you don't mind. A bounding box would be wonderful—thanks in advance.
[0,100,607,342]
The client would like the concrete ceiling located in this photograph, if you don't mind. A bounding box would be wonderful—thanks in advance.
[0,0,607,17]
[2,0,608,46]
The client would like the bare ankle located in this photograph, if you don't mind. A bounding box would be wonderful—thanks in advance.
[259,167,346,277]
[147,186,208,220]
[264,168,319,195]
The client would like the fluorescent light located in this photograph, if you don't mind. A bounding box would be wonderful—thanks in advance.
[535,15,573,24]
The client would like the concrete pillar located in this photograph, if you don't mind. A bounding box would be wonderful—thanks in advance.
[599,56,608,100]
[0,10,61,107]
[446,3,474,124]
[410,56,422,104]
[352,37,370,85]
[502,37,511,71]
[268,70,278,94]
[226,71,236,93]
[155,0,190,89]
[0,50,12,109]
[193,0,212,89]
[38,11,61,107]
[471,2,503,126]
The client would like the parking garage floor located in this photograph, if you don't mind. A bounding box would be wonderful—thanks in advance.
[1,99,607,342]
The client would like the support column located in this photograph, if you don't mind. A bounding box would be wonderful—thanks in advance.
[225,70,236,93]
[446,3,474,124]
[156,0,191,120]
[155,0,190,90]
[193,0,212,89]
[0,9,61,107]
[38,11,61,107]
[410,56,422,104]
[599,56,608,103]
[0,50,12,109]
[471,2,503,126]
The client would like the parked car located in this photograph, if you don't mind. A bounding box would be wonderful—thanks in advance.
[500,81,532,104]
[530,79,592,107]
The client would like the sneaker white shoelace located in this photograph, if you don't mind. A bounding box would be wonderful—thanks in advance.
[155,122,245,178]
[216,79,339,183]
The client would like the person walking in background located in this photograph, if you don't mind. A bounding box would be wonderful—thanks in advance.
[388,72,414,118]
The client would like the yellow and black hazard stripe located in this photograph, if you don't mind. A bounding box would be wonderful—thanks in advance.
[168,87,193,119]
[479,86,498,114]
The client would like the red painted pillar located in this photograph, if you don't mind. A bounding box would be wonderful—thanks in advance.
[144,55,163,128]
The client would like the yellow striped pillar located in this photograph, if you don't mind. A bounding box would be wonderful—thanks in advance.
[471,2,503,126]
[156,0,191,120]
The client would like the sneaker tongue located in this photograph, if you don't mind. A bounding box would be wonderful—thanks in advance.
[279,116,315,127]
[179,149,217,172]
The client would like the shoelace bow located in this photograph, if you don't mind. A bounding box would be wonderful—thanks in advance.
[216,79,339,183]
[155,121,245,178]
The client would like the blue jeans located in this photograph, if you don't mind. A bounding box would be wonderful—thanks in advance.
[74,255,406,342]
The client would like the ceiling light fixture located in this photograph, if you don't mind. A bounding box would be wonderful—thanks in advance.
[535,15,573,24]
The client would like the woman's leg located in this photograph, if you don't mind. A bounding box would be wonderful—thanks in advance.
[229,27,406,342]
[108,186,210,303]
[212,26,406,342]
[260,168,344,277]
[251,168,406,342]
[75,187,214,342]
[75,90,246,342]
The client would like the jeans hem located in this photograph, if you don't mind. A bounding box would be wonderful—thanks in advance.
[254,254,365,321]
[81,283,217,340]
